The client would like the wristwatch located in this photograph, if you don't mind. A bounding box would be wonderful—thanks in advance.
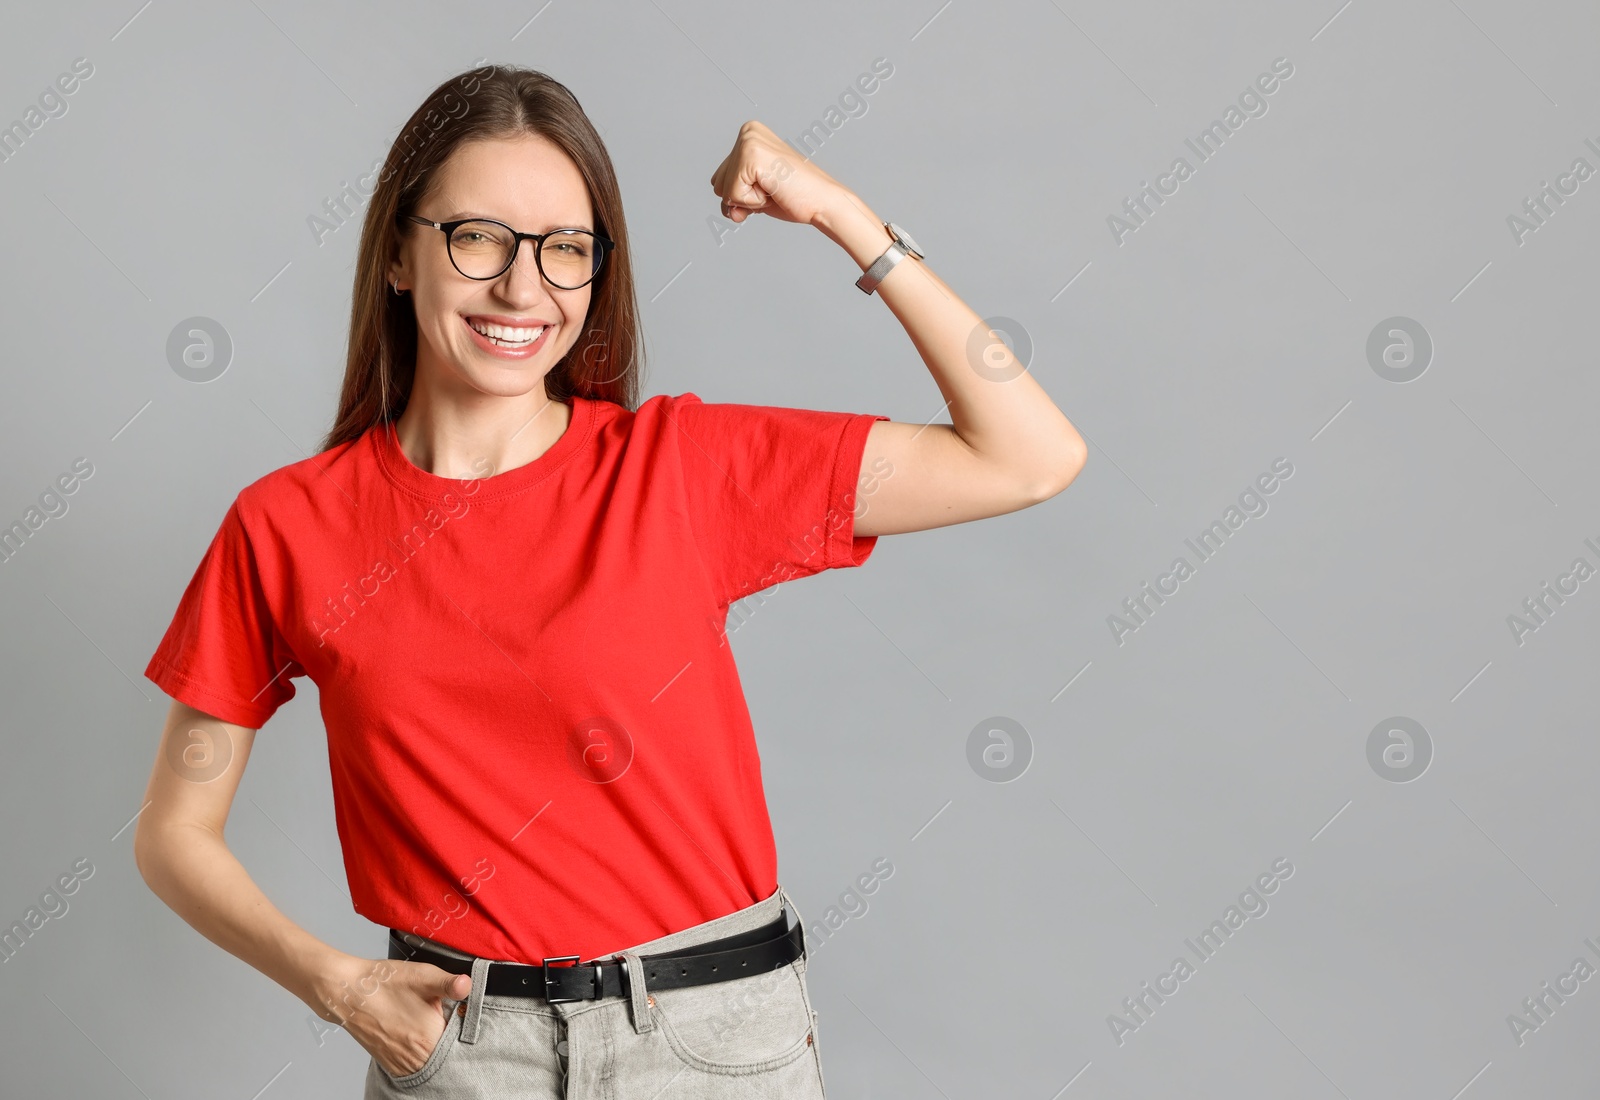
[855,221,924,295]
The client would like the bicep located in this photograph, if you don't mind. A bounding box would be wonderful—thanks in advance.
[136,699,258,847]
[854,420,1075,537]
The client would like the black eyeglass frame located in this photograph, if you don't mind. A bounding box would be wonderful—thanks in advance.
[400,214,615,289]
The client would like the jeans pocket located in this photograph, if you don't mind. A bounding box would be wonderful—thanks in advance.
[651,962,815,1075]
[378,999,460,1090]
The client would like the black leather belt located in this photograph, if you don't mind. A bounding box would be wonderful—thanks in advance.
[386,910,802,1003]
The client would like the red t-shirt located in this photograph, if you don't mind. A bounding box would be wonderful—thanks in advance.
[144,392,886,965]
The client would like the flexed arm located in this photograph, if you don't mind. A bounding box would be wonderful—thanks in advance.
[709,120,1087,538]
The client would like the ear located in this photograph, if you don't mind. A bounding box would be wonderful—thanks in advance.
[387,236,410,289]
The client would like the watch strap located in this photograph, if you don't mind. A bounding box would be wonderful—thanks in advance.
[855,239,910,295]
[856,221,923,295]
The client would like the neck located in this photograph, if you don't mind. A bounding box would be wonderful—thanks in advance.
[393,385,573,480]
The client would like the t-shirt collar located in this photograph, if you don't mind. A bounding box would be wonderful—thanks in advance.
[369,396,594,502]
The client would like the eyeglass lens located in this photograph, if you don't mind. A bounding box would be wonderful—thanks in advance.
[448,221,601,288]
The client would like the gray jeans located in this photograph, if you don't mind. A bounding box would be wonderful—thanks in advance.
[364,884,828,1098]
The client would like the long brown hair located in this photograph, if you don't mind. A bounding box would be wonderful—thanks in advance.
[320,62,644,453]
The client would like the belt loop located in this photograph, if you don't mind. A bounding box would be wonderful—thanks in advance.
[620,950,653,1034]
[458,956,492,1044]
[777,884,809,960]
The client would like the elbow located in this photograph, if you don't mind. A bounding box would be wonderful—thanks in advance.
[1028,444,1087,502]
[132,822,158,885]
[132,815,180,887]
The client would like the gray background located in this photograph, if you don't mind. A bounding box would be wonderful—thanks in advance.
[2,0,1597,1096]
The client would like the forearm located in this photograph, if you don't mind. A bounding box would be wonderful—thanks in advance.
[136,823,347,1013]
[813,193,1085,488]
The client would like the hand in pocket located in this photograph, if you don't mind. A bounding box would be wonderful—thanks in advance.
[312,956,472,1078]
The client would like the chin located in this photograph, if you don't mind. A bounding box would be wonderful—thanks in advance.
[470,369,553,394]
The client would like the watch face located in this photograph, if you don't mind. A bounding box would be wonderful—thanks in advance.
[887,221,923,258]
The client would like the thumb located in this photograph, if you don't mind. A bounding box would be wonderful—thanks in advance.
[732,172,770,209]
[438,969,472,1001]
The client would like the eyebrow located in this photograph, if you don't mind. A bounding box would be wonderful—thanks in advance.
[440,210,594,233]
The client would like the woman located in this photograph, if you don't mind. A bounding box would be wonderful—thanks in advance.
[134,63,1084,1098]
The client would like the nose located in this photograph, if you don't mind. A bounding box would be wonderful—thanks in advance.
[496,240,558,301]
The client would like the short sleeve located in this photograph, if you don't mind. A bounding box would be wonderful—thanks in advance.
[144,497,303,729]
[668,393,889,609]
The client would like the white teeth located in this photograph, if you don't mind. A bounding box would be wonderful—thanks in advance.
[468,318,546,345]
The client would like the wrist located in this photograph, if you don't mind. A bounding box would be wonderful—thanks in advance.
[813,194,890,270]
[300,945,376,1021]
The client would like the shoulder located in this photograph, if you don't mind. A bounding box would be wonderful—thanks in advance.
[606,392,812,458]
[586,391,862,435]
[230,433,367,532]
[621,391,705,424]
[591,391,710,446]
[622,391,844,434]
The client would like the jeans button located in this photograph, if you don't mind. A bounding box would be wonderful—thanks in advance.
[556,1038,569,1057]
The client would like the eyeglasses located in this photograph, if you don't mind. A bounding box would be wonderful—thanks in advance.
[400,214,614,290]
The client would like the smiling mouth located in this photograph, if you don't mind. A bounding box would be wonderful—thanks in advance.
[465,317,549,347]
